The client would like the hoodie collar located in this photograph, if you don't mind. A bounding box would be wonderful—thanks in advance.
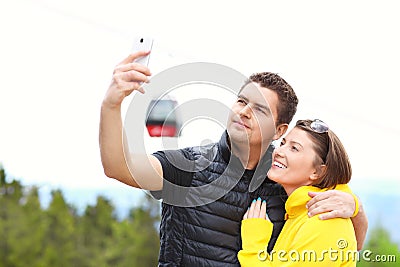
[285,186,325,219]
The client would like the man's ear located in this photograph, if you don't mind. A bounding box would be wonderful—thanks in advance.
[273,123,288,140]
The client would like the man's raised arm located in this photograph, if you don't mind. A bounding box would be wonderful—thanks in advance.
[99,52,163,191]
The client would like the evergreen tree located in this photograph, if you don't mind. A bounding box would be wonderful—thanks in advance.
[0,165,163,266]
[105,193,161,267]
[358,224,400,266]
[41,190,77,266]
[79,195,117,266]
[0,167,24,267]
[128,194,160,266]
[8,186,46,267]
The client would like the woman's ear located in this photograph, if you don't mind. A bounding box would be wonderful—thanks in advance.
[273,124,288,140]
[310,164,327,181]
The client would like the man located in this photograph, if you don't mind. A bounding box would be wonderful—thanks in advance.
[100,51,368,266]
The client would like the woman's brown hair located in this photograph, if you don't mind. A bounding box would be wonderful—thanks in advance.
[295,119,352,189]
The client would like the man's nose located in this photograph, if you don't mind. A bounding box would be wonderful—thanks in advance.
[239,104,252,118]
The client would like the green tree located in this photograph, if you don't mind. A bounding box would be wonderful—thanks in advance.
[126,194,160,266]
[0,165,162,266]
[358,224,400,267]
[0,167,24,267]
[78,195,117,267]
[7,186,46,267]
[41,189,77,266]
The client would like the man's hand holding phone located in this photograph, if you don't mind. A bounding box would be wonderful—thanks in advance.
[103,36,153,109]
[103,51,152,109]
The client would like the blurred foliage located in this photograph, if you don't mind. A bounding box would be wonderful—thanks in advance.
[358,222,400,267]
[0,166,160,267]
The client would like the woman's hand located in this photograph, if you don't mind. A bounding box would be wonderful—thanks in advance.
[243,197,269,221]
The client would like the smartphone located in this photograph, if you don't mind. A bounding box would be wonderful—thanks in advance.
[131,37,154,67]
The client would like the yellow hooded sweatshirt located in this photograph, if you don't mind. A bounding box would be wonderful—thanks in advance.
[238,184,357,266]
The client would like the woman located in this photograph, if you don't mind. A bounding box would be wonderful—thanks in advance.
[238,119,358,266]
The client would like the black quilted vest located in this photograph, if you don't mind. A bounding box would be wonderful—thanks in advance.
[157,131,287,266]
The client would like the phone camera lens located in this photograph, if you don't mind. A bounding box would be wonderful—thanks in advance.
[140,38,144,43]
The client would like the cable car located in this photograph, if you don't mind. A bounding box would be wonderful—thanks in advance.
[145,98,182,137]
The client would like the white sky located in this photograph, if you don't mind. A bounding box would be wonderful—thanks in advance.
[0,0,399,195]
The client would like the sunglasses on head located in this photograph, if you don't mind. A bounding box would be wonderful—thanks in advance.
[296,119,329,134]
[310,119,329,133]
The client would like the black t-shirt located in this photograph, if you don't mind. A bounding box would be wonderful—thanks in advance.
[150,149,195,202]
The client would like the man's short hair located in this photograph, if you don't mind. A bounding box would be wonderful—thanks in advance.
[241,72,298,125]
